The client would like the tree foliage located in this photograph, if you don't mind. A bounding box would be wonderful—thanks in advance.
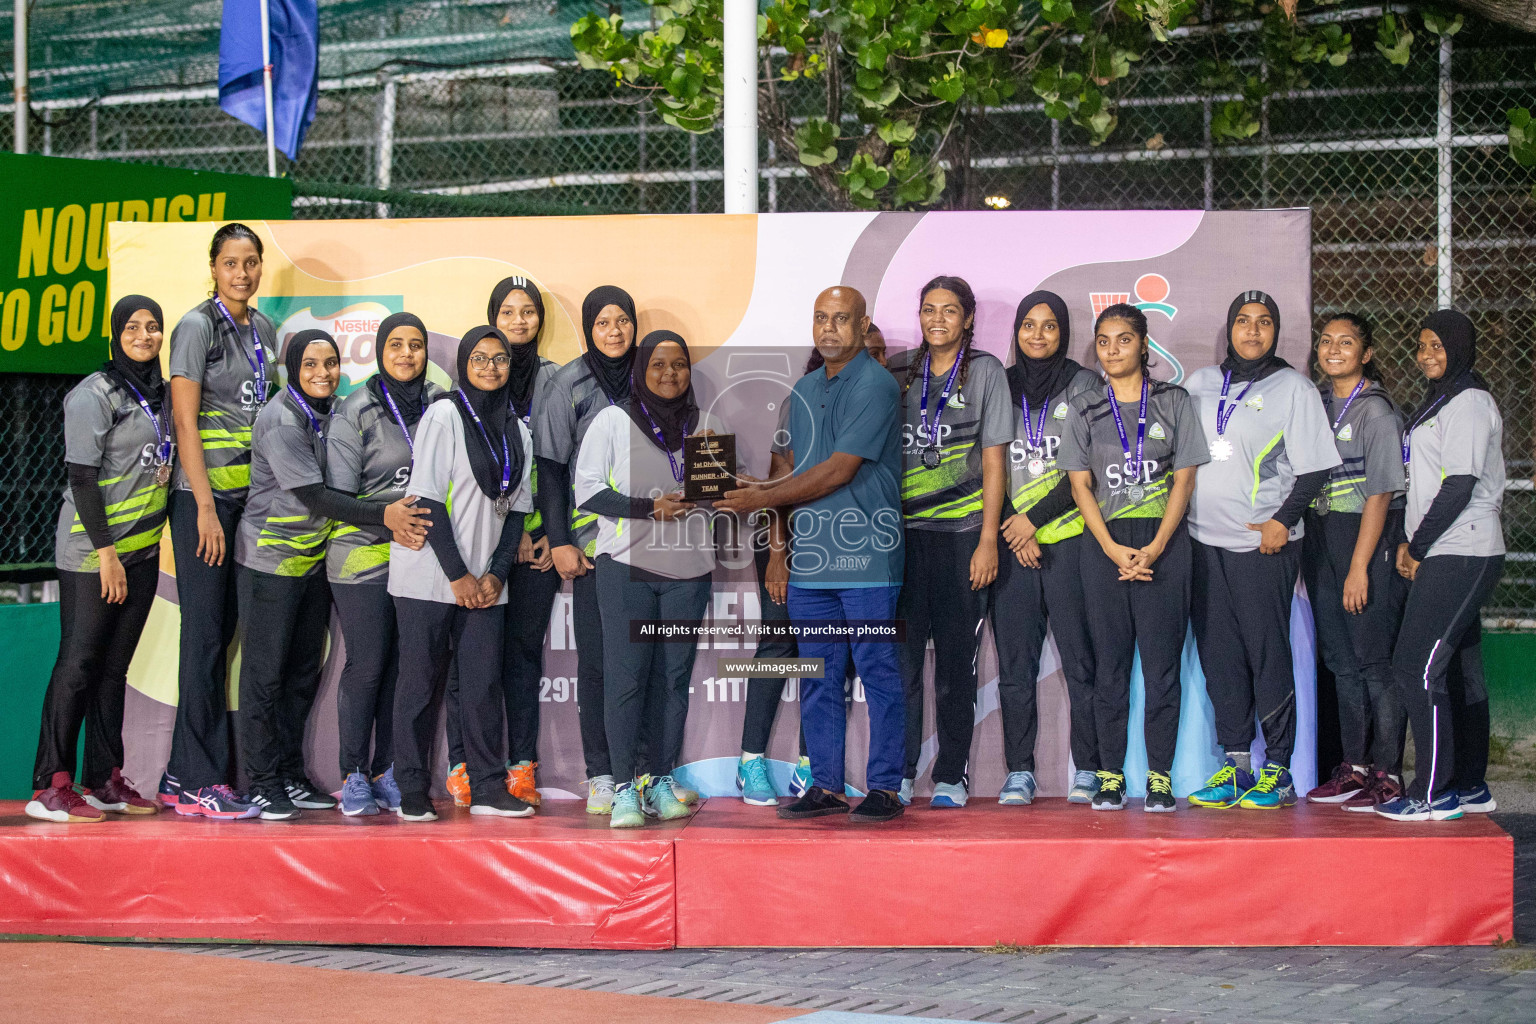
[570,1,1509,209]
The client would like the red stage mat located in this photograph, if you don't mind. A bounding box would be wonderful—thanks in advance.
[673,800,1515,947]
[0,801,677,948]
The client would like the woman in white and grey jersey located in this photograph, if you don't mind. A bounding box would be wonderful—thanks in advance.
[1298,314,1409,811]
[1378,310,1505,822]
[989,290,1104,807]
[325,313,439,816]
[1185,290,1340,811]
[1059,304,1209,812]
[26,297,172,823]
[162,223,281,819]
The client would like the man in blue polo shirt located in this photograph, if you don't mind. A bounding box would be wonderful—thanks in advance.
[716,286,906,823]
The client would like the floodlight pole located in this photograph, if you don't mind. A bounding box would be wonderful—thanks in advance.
[1436,33,1453,308]
[260,0,278,176]
[722,0,758,214]
[13,0,28,154]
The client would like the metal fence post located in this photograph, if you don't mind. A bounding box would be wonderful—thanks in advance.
[375,73,397,219]
[1437,33,1454,308]
[13,0,27,154]
[1050,119,1060,210]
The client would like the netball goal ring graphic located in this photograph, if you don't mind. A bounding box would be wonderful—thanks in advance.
[1090,273,1185,383]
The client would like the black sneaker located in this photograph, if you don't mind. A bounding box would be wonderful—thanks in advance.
[776,786,851,820]
[284,777,338,810]
[250,787,301,821]
[1144,770,1176,812]
[470,787,534,818]
[1091,771,1126,812]
[850,789,905,824]
[397,792,438,822]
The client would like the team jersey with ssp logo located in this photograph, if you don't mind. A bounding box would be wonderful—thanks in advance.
[1057,379,1209,521]
[324,380,446,585]
[898,350,1013,532]
[235,392,331,578]
[533,358,616,557]
[1007,366,1101,544]
[1312,380,1404,516]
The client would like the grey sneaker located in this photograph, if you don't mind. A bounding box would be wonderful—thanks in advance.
[898,777,914,806]
[1068,769,1100,804]
[998,770,1037,805]
[931,780,968,808]
[586,774,615,815]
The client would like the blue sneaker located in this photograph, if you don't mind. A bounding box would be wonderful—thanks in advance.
[737,757,778,806]
[1458,783,1496,813]
[790,756,813,798]
[931,780,968,808]
[610,784,645,829]
[371,765,401,811]
[1377,791,1463,821]
[998,770,1037,806]
[1239,762,1297,809]
[157,772,181,810]
[1067,769,1099,804]
[1188,758,1256,809]
[340,772,378,816]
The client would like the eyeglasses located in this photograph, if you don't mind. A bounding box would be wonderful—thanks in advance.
[469,353,511,368]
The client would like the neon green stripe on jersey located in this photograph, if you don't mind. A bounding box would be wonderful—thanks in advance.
[1250,431,1285,504]
[207,465,251,492]
[339,542,390,580]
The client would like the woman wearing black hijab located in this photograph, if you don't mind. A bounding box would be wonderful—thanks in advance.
[27,297,172,822]
[388,326,533,822]
[989,291,1105,807]
[1185,291,1340,810]
[1379,310,1505,822]
[574,330,726,828]
[324,312,439,815]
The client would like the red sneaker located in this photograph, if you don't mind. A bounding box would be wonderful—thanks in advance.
[25,772,106,823]
[1307,762,1368,804]
[1342,770,1403,812]
[86,768,159,815]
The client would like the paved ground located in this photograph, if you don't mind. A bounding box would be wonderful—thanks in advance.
[140,810,1535,1024]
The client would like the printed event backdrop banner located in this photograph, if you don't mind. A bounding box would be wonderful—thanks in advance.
[0,153,293,374]
[108,210,1316,801]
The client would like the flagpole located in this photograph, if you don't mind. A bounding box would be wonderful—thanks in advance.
[259,0,277,176]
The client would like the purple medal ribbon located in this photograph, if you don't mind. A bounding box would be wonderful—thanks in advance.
[380,384,424,454]
[919,348,965,449]
[636,399,684,484]
[456,388,512,498]
[213,296,267,404]
[119,375,172,465]
[1215,370,1256,437]
[1329,378,1367,432]
[1107,377,1149,485]
[286,385,327,444]
[1020,390,1049,453]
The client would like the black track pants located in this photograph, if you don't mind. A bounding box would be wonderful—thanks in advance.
[236,566,331,793]
[1301,510,1408,773]
[32,559,160,789]
[991,532,1098,774]
[332,582,397,777]
[571,570,612,778]
[1191,538,1301,767]
[503,562,562,763]
[1081,519,1190,775]
[1391,554,1502,801]
[740,540,809,757]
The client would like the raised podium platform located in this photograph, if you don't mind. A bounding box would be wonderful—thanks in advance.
[0,799,1512,948]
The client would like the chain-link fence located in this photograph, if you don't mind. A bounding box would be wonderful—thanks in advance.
[3,4,1533,614]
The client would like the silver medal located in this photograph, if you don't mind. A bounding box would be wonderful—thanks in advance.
[1210,437,1234,462]
[1315,492,1330,515]
[493,495,511,518]
[921,447,942,470]
[1027,458,1046,477]
[155,464,172,486]
[1126,484,1145,503]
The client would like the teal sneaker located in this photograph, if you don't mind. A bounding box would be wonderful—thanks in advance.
[1188,757,1256,809]
[1239,762,1297,810]
[609,784,644,828]
[645,775,694,820]
[790,756,813,798]
[737,757,778,806]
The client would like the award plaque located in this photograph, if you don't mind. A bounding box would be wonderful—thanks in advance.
[684,433,737,501]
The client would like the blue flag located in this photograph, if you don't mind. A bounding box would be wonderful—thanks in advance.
[218,0,320,162]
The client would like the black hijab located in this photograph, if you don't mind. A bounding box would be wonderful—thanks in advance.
[627,330,699,453]
[487,276,544,420]
[1221,290,1291,383]
[284,328,340,415]
[1409,309,1490,426]
[1005,290,1083,408]
[103,295,166,405]
[366,312,431,428]
[436,325,523,500]
[581,285,638,405]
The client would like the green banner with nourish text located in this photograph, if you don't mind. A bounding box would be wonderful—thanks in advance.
[0,152,292,375]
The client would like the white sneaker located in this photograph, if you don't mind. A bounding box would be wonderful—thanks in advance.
[897,778,914,806]
[586,774,615,815]
[931,780,968,808]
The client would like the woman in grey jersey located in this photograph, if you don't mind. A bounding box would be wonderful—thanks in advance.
[896,276,1012,809]
[326,313,439,816]
[26,296,172,823]
[1299,314,1410,811]
[1060,304,1209,812]
[162,223,281,820]
[574,330,723,828]
[1379,310,1505,822]
[1185,290,1340,811]
[389,326,533,822]
[989,291,1105,807]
